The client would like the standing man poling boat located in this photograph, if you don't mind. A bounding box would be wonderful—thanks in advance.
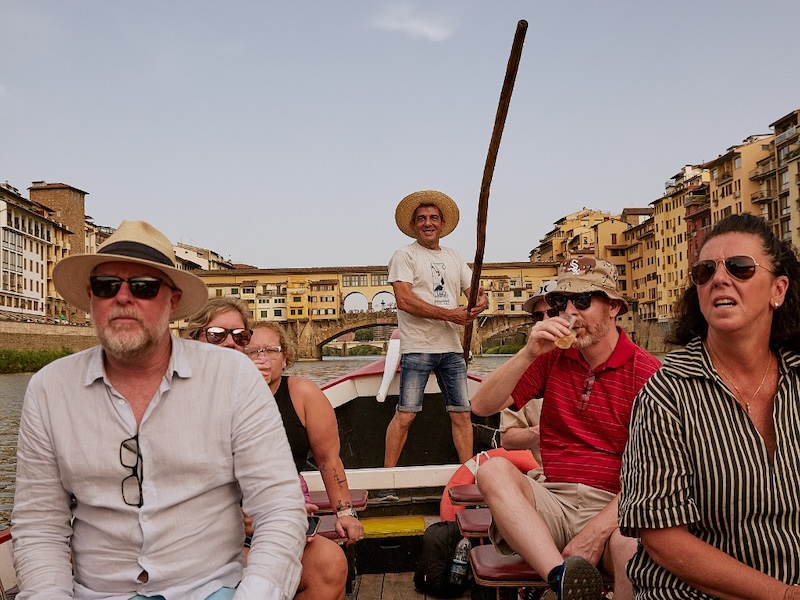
[380,190,487,501]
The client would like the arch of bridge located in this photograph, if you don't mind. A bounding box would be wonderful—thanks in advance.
[289,312,533,359]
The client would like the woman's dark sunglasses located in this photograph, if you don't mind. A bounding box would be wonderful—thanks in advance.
[203,327,253,346]
[690,255,770,286]
[547,292,605,312]
[532,307,559,323]
[89,276,166,299]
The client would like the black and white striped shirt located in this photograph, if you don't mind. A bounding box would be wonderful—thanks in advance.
[619,337,800,598]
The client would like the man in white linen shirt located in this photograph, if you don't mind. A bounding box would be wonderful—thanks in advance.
[11,221,306,600]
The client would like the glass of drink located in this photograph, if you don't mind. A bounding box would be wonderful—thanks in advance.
[554,313,578,349]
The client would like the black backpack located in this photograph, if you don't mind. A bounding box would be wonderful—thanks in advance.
[414,521,472,597]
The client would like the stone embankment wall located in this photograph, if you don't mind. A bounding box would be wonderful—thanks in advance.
[0,320,679,356]
[0,322,98,353]
[624,319,677,356]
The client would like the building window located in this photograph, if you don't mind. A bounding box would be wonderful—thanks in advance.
[371,274,388,286]
[343,274,368,287]
[230,288,238,296]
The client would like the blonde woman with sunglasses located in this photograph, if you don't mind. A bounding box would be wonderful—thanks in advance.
[620,213,800,599]
[187,298,352,600]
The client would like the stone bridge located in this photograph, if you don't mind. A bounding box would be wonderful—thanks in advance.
[287,311,534,359]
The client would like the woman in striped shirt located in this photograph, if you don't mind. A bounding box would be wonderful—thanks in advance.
[620,213,800,599]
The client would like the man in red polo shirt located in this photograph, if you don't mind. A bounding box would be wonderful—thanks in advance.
[471,258,660,600]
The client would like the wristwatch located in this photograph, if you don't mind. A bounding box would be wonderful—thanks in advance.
[336,507,358,519]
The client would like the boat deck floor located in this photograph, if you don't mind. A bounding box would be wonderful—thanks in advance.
[352,572,470,599]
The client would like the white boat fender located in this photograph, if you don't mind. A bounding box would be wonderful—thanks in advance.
[376,331,401,402]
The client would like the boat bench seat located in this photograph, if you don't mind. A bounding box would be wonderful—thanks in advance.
[456,507,491,539]
[470,544,547,589]
[448,483,485,506]
[308,488,369,513]
[470,543,614,598]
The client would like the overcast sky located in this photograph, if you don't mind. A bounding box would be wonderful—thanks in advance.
[2,1,799,268]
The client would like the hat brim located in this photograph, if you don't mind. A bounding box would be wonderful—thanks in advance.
[547,279,629,316]
[522,296,545,313]
[522,281,559,313]
[395,190,459,238]
[53,254,209,320]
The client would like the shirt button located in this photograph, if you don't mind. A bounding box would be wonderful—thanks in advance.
[118,400,125,405]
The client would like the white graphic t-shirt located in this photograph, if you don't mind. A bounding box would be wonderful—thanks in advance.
[388,242,472,354]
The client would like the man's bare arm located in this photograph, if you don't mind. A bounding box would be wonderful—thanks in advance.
[471,318,572,417]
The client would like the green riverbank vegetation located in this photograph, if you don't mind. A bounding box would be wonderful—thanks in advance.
[483,344,524,355]
[0,348,74,374]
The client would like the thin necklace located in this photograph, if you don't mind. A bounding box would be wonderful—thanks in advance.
[709,348,772,415]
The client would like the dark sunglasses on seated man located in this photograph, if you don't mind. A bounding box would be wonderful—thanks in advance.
[546,291,607,312]
[203,327,253,346]
[531,307,559,323]
[690,255,770,286]
[89,276,171,300]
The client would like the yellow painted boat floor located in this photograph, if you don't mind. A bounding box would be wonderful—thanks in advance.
[360,515,439,538]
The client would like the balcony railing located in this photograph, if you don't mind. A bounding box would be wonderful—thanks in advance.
[776,125,798,146]
[714,171,733,186]
[749,160,777,180]
[684,191,708,206]
[751,190,774,204]
[781,143,800,165]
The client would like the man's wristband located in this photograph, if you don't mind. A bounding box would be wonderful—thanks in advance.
[336,507,358,519]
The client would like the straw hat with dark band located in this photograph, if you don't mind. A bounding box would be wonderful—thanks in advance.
[53,220,209,320]
[394,190,460,238]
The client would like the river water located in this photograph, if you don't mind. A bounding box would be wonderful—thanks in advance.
[0,355,511,527]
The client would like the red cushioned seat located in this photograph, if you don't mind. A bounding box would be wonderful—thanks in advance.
[456,507,492,538]
[448,483,485,506]
[469,544,546,588]
[308,488,368,512]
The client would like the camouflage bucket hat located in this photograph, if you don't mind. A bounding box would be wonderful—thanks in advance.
[547,257,629,315]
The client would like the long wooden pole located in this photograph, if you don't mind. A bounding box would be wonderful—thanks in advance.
[463,19,528,361]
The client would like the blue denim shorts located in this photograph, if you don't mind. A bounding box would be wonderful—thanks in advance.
[398,352,471,413]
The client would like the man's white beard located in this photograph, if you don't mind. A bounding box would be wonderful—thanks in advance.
[94,305,171,360]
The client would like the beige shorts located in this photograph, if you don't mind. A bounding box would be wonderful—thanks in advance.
[489,480,615,556]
